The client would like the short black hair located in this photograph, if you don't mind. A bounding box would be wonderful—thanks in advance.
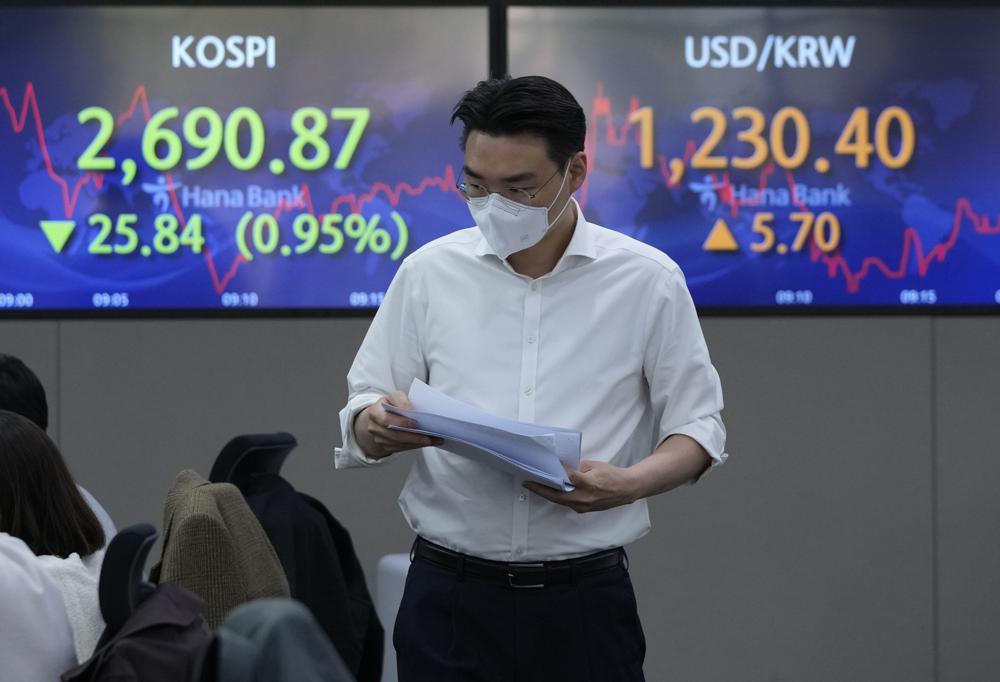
[0,353,49,430]
[0,410,105,558]
[451,75,586,167]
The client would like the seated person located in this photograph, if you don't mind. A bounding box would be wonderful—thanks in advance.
[0,352,116,543]
[0,409,107,662]
[0,532,78,682]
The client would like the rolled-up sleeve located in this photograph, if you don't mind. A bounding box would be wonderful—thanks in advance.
[334,259,428,468]
[642,266,728,476]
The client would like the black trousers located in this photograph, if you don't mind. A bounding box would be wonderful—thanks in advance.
[394,544,646,682]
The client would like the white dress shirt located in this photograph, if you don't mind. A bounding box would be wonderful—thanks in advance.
[336,200,727,561]
[0,533,78,681]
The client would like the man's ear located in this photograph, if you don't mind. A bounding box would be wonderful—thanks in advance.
[569,151,588,193]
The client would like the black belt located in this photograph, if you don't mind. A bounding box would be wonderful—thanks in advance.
[412,537,624,589]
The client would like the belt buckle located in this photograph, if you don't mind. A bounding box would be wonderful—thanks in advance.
[507,563,546,589]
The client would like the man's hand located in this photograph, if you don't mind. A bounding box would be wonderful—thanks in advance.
[354,391,441,460]
[523,435,713,512]
[523,460,639,513]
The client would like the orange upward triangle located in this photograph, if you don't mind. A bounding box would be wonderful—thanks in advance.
[702,218,740,252]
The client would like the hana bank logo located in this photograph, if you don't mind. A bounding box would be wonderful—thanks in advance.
[141,175,184,212]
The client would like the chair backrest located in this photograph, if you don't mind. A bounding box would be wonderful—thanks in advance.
[375,554,411,682]
[209,433,297,491]
[99,523,158,636]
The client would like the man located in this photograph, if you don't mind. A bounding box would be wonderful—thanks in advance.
[335,76,727,682]
[0,353,117,546]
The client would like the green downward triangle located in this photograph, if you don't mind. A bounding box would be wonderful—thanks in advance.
[39,220,76,254]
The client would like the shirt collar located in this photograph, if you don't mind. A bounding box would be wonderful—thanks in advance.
[473,197,597,263]
[560,198,597,261]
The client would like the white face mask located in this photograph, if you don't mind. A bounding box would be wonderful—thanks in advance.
[468,166,573,260]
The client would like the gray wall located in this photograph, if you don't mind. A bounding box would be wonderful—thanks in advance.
[1,316,996,682]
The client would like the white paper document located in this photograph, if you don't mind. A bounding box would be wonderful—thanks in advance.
[384,379,581,491]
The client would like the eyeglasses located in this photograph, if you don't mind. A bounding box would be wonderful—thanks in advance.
[456,166,563,206]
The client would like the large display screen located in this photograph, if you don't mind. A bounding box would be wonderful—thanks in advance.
[4,6,999,313]
[0,7,487,313]
[511,7,1000,309]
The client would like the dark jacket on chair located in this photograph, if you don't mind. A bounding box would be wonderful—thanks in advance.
[61,583,212,682]
[241,473,383,682]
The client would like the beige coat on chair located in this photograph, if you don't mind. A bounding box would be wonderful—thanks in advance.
[153,469,290,628]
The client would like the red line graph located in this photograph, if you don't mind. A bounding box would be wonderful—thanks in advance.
[810,194,1000,293]
[587,84,1000,293]
[589,83,697,200]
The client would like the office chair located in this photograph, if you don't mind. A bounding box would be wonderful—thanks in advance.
[98,523,158,637]
[209,432,298,491]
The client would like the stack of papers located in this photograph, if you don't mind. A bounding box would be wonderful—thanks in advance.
[384,379,581,491]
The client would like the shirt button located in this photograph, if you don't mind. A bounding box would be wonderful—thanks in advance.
[514,547,524,556]
[530,283,538,291]
[518,493,526,502]
[527,336,536,344]
[524,387,533,396]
